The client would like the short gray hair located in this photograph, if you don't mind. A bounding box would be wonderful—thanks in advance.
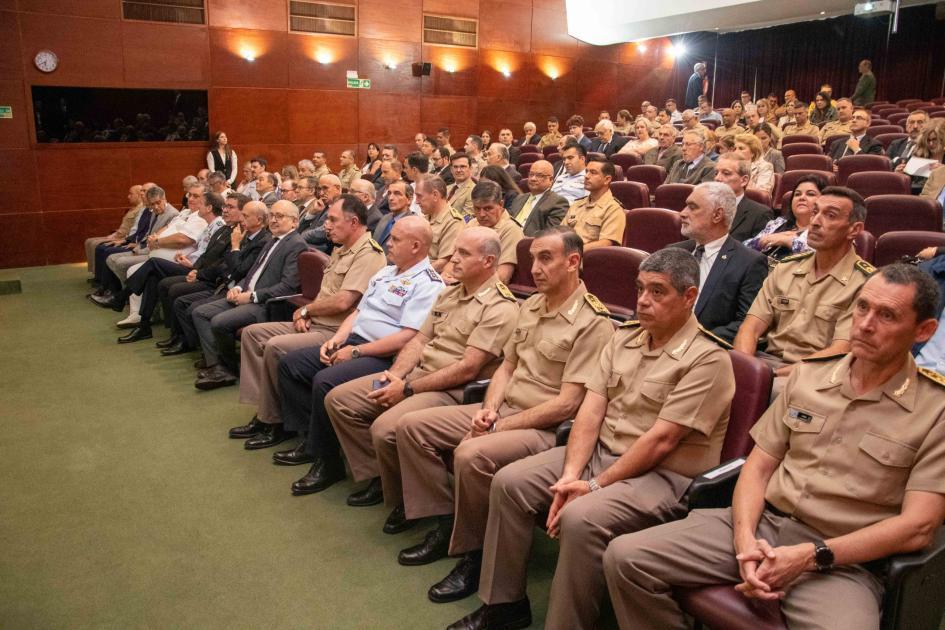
[682,130,705,147]
[489,143,509,162]
[718,155,750,177]
[182,175,199,188]
[640,248,700,294]
[146,185,166,201]
[471,180,503,205]
[694,62,706,72]
[349,178,376,202]
[695,182,737,227]
[298,159,315,171]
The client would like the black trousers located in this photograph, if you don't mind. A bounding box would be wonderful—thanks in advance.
[124,258,193,326]
[277,334,391,458]
[159,276,215,330]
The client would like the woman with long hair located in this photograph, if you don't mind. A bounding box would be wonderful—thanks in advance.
[809,91,838,128]
[478,165,522,210]
[206,131,237,185]
[617,119,658,157]
[755,123,785,173]
[744,173,827,260]
[362,142,383,184]
[733,133,775,195]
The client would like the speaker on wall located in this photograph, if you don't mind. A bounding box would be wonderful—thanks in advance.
[411,62,432,77]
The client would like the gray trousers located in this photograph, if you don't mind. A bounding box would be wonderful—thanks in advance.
[192,297,267,369]
[106,252,148,287]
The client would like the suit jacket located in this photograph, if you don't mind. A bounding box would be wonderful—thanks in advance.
[508,190,570,236]
[519,133,542,147]
[432,165,455,185]
[507,145,522,166]
[371,211,405,251]
[213,228,272,286]
[827,134,885,161]
[193,224,233,276]
[239,230,307,302]
[260,191,278,208]
[920,166,945,201]
[730,196,774,243]
[644,144,683,173]
[886,137,916,167]
[665,158,716,185]
[447,179,475,217]
[575,135,594,151]
[504,163,523,183]
[671,236,769,343]
[374,185,391,215]
[589,135,629,158]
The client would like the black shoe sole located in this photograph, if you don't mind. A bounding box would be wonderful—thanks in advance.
[347,494,384,507]
[244,436,291,450]
[291,475,345,495]
[272,455,316,466]
[398,548,449,566]
[428,584,478,603]
[194,379,236,391]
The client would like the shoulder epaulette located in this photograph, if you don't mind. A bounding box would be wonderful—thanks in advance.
[619,319,641,328]
[697,325,733,349]
[369,238,384,253]
[425,268,443,283]
[918,367,945,387]
[449,207,465,221]
[801,353,847,363]
[583,293,610,316]
[855,259,876,275]
[496,282,516,301]
[779,250,815,264]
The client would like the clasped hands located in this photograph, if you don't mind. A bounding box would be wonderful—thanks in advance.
[734,536,814,600]
[366,371,406,408]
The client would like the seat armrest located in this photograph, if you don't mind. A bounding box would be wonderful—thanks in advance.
[684,458,746,511]
[555,420,574,447]
[462,380,491,405]
[880,526,945,630]
[264,293,303,302]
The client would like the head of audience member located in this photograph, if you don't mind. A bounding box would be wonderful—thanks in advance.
[740,91,753,106]
[387,214,433,271]
[849,109,871,136]
[721,108,738,128]
[240,163,254,183]
[835,98,853,123]
[339,149,356,172]
[680,110,699,130]
[616,110,632,128]
[202,191,226,222]
[858,59,872,75]
[312,152,328,170]
[754,99,772,121]
[436,127,452,149]
[267,199,300,236]
[594,119,615,142]
[636,248,700,338]
[560,142,587,176]
[584,159,614,197]
[644,105,658,122]
[480,165,521,198]
[128,184,144,208]
[420,138,436,158]
[693,62,706,77]
[665,99,678,114]
[767,93,778,110]
[754,123,776,152]
[381,145,398,161]
[366,143,381,163]
[465,135,484,158]
[450,152,472,183]
[250,157,267,176]
[296,176,317,205]
[598,111,611,121]
[281,164,299,182]
[433,146,451,171]
[255,172,276,195]
[223,193,248,226]
[680,131,707,163]
[241,200,268,234]
[792,101,810,126]
[414,132,426,150]
[485,143,510,167]
[529,227,583,296]
[470,180,507,228]
[716,135,737,155]
[915,119,944,159]
[381,159,404,185]
[498,128,514,147]
[317,174,343,208]
[850,264,939,368]
[807,186,865,254]
[731,101,744,118]
[211,130,230,152]
[405,152,430,183]
[182,175,199,196]
[546,117,560,135]
[523,122,537,140]
[196,169,210,185]
[348,178,377,211]
[146,185,169,214]
[783,89,797,106]
[207,171,227,194]
[449,226,501,287]
[681,181,736,245]
[733,133,762,163]
[782,172,828,229]
[526,160,554,195]
[323,193,369,247]
[655,125,676,150]
[414,175,447,217]
[813,91,831,112]
[298,159,316,177]
[634,119,652,141]
[557,134,575,152]
[386,180,413,216]
[820,83,833,98]
[698,100,715,117]
[656,109,671,125]
[187,186,208,218]
[481,130,492,146]
[904,110,929,141]
[567,116,585,139]
[744,104,761,129]
[279,179,298,202]
[714,155,750,196]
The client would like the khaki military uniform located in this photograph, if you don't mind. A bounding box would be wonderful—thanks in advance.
[715,124,745,140]
[427,205,465,263]
[564,189,626,246]
[538,131,563,150]
[604,354,945,630]
[395,284,615,554]
[85,205,142,272]
[478,315,735,630]
[746,248,872,364]
[239,232,386,423]
[325,276,518,506]
[312,165,332,181]
[464,212,524,269]
[337,165,362,191]
[820,119,853,144]
[447,179,475,219]
[783,121,821,138]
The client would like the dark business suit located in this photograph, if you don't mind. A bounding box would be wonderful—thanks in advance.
[371,210,410,254]
[508,190,570,236]
[519,133,542,147]
[299,206,332,254]
[886,137,916,168]
[665,157,717,185]
[827,134,885,161]
[432,164,455,185]
[575,135,594,151]
[729,196,774,243]
[643,144,683,173]
[671,236,769,343]
[507,145,522,166]
[589,135,629,158]
[503,163,523,183]
[192,231,306,370]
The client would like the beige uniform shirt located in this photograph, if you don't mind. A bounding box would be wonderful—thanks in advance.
[448,179,475,219]
[503,283,616,411]
[465,212,524,268]
[819,119,852,144]
[782,121,820,138]
[312,165,332,181]
[427,206,465,262]
[586,315,735,478]
[338,165,362,191]
[538,131,563,150]
[564,190,626,246]
[312,231,387,327]
[115,205,144,239]
[746,248,871,363]
[416,275,519,377]
[715,124,745,140]
[752,354,945,539]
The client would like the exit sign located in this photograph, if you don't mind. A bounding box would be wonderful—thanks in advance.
[346,78,371,89]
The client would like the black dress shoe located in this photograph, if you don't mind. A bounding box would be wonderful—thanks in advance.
[347,477,384,507]
[194,357,209,370]
[446,598,531,630]
[229,416,265,439]
[117,326,153,344]
[244,424,293,450]
[273,441,315,466]
[291,457,347,495]
[383,504,418,535]
[90,293,121,310]
[429,551,482,603]
[155,335,180,349]
[160,341,190,356]
[194,365,237,390]
[398,515,454,565]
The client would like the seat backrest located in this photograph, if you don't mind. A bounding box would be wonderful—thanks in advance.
[867,124,905,136]
[520,143,538,153]
[580,247,648,317]
[865,195,944,238]
[517,162,532,179]
[624,207,682,250]
[874,132,908,150]
[854,230,876,263]
[822,133,849,149]
[625,164,666,197]
[546,152,560,164]
[778,170,838,202]
[298,250,329,300]
[743,188,771,208]
[611,153,643,170]
[722,351,773,461]
[907,101,934,111]
[517,152,543,165]
[610,181,650,212]
[654,183,694,211]
[875,230,945,266]
[781,142,823,159]
[781,134,820,146]
[896,98,922,108]
[846,171,912,198]
[784,153,832,172]
[887,113,909,127]
[507,237,535,297]
[836,154,891,185]
[611,163,625,181]
[541,145,557,157]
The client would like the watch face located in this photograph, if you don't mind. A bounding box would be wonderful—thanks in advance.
[35,50,59,73]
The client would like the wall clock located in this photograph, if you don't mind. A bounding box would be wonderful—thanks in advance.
[34,50,59,73]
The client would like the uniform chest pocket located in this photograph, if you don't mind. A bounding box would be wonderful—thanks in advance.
[536,339,570,363]
[639,380,673,404]
[814,303,842,323]
[381,287,407,307]
[780,406,827,433]
[848,432,916,504]
[859,433,916,468]
[327,255,353,278]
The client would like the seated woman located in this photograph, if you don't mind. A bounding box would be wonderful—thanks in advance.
[479,165,522,210]
[362,142,383,184]
[809,91,838,128]
[731,100,746,126]
[613,109,633,135]
[733,133,776,195]
[715,134,737,156]
[911,119,945,193]
[744,173,827,260]
[617,119,658,157]
[755,98,778,125]
[755,123,785,173]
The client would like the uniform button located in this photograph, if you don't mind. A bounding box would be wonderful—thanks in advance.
[882,453,890,461]
[802,492,810,498]
[833,436,842,445]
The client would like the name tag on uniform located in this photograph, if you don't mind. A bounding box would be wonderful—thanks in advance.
[788,408,813,423]
[778,297,791,305]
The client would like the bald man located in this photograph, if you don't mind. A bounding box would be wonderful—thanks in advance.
[508,160,569,236]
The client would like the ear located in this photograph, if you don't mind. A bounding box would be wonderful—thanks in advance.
[915,317,939,345]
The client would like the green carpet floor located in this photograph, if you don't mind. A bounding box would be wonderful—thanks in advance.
[0,264,559,629]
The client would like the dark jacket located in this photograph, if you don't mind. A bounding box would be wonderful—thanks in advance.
[206,228,272,286]
[827,134,885,161]
[730,196,774,243]
[589,135,629,158]
[644,144,683,173]
[508,190,570,236]
[238,230,307,303]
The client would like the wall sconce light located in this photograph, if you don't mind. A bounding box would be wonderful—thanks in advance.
[443,59,457,73]
[668,43,686,58]
[240,48,256,62]
[636,42,647,53]
[384,56,397,70]
[500,66,511,78]
[315,50,332,65]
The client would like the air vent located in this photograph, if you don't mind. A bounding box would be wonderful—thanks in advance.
[122,0,205,24]
[423,14,478,48]
[289,1,356,36]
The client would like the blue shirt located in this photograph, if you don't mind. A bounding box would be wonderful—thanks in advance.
[551,169,589,204]
[917,309,945,375]
[352,258,445,342]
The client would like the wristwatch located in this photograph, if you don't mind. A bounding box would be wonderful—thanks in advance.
[299,306,308,319]
[351,346,361,359]
[588,478,602,492]
[402,382,415,398]
[813,539,834,572]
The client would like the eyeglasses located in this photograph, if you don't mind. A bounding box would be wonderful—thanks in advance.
[280,188,295,192]
[528,173,551,180]
[270,212,292,220]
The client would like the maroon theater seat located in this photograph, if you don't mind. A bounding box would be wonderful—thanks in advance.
[784,154,833,172]
[865,195,943,238]
[625,164,666,198]
[836,154,891,185]
[623,207,682,251]
[580,247,647,319]
[610,181,650,211]
[781,143,823,160]
[846,171,911,198]
[875,231,945,266]
[654,183,694,211]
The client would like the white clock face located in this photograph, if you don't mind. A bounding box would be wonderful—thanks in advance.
[34,50,58,73]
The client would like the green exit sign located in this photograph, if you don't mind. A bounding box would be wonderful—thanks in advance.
[0,106,11,119]
[346,78,371,89]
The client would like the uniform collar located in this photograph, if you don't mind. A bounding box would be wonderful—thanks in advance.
[795,246,858,285]
[462,274,500,303]
[339,231,371,257]
[529,281,587,323]
[585,189,615,209]
[394,257,433,279]
[626,314,700,360]
[822,354,917,411]
[429,206,450,224]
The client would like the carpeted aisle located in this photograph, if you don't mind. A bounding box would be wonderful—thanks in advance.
[0,264,558,628]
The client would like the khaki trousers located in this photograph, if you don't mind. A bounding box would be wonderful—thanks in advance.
[85,236,110,273]
[479,445,691,630]
[603,507,883,630]
[237,321,335,424]
[325,371,462,505]
[395,402,557,552]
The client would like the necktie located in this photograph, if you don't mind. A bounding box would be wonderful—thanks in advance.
[685,161,694,174]
[693,245,705,262]
[515,195,536,225]
[242,237,280,292]
[447,185,458,201]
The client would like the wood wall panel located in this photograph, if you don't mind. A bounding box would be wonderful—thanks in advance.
[42,207,123,265]
[19,14,124,87]
[0,212,45,269]
[478,0,531,53]
[0,80,30,149]
[0,149,39,215]
[357,39,422,95]
[126,146,209,193]
[420,46,478,96]
[287,34,358,90]
[35,148,131,213]
[530,7,577,58]
[286,90,359,144]
[208,87,290,144]
[208,28,288,88]
[422,0,480,19]
[358,0,422,43]
[477,50,530,99]
[358,93,420,144]
[122,22,210,87]
[206,0,288,32]
[0,12,24,81]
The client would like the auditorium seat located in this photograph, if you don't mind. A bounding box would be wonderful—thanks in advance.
[846,171,911,198]
[932,97,945,106]
[581,247,647,319]
[784,154,832,172]
[865,195,943,237]
[887,112,909,126]
[289,250,330,308]
[933,112,945,120]
[922,106,945,115]
[516,152,543,166]
[874,132,908,150]
[520,143,538,153]
[781,143,823,160]
[778,170,838,201]
[625,165,666,198]
[610,153,643,171]
[869,117,889,124]
[654,184,694,211]
[610,164,625,182]
[508,237,535,298]
[780,134,820,146]
[867,124,905,136]
[623,207,682,250]
[517,163,532,179]
[836,154,892,185]
[875,231,945,266]
[541,145,557,157]
[743,188,772,208]
[896,98,922,108]
[822,133,849,149]
[610,181,650,211]
[546,152,560,164]
[907,102,934,111]
[854,230,876,263]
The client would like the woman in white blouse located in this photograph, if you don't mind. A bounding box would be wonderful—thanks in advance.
[733,133,775,195]
[206,131,237,186]
[617,119,658,157]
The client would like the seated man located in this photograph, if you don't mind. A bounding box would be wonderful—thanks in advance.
[396,228,614,600]
[447,248,735,630]
[604,264,945,630]
[190,200,308,389]
[446,153,475,219]
[643,125,683,173]
[713,155,774,242]
[550,142,589,204]
[272,216,445,492]
[673,182,769,343]
[84,184,144,278]
[827,108,884,166]
[414,175,464,273]
[508,160,569,236]
[301,174,343,254]
[782,101,820,138]
[484,143,521,183]
[537,116,563,150]
[733,187,873,392]
[256,172,279,208]
[665,131,717,185]
[562,159,625,251]
[589,119,628,157]
[372,180,414,254]
[819,97,854,145]
[325,228,517,531]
